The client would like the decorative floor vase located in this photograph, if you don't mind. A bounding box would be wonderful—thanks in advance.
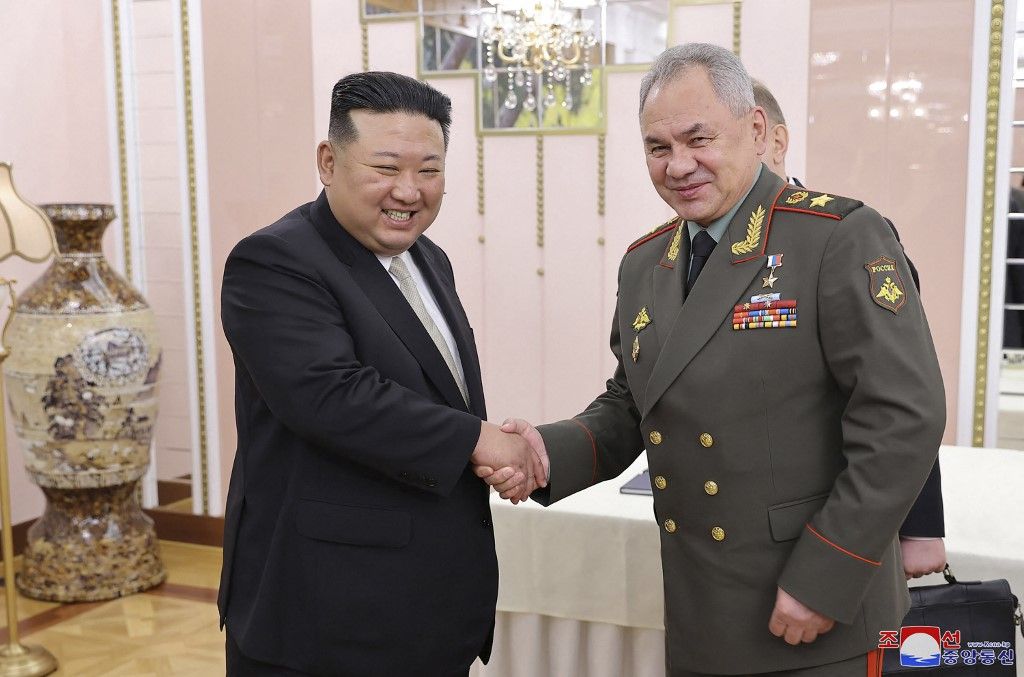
[3,204,165,601]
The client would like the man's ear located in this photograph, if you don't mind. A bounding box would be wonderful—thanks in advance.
[751,107,768,155]
[317,141,336,186]
[772,124,790,165]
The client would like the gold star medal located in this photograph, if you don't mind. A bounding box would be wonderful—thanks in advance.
[762,253,784,288]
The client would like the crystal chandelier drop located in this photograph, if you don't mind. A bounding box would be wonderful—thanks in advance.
[480,0,597,113]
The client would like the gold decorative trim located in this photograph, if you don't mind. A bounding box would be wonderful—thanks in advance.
[111,0,132,281]
[730,205,764,255]
[536,136,544,247]
[732,1,742,56]
[667,224,682,261]
[476,136,484,216]
[179,0,210,514]
[597,133,606,216]
[973,0,1005,446]
[361,23,369,71]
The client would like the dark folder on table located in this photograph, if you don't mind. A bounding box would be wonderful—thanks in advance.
[620,469,653,495]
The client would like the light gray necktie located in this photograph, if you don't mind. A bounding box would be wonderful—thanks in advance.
[389,256,469,405]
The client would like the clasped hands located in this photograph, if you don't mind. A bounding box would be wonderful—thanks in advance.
[471,418,548,504]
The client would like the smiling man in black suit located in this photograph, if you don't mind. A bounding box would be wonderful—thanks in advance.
[218,71,545,677]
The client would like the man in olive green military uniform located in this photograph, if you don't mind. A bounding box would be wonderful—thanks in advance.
[478,43,945,676]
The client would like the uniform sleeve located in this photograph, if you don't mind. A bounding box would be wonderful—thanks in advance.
[534,293,646,505]
[776,208,946,623]
[221,233,482,497]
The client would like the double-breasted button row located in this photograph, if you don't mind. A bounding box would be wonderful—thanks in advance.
[649,431,715,447]
[663,520,727,541]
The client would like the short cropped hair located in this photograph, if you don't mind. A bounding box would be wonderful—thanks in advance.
[638,43,754,118]
[752,79,786,127]
[328,71,452,148]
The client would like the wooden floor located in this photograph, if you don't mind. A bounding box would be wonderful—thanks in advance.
[0,541,225,676]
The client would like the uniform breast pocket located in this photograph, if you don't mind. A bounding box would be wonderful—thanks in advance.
[295,499,412,548]
[767,493,829,542]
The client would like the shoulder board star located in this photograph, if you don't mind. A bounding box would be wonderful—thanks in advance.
[774,188,863,221]
[627,216,681,252]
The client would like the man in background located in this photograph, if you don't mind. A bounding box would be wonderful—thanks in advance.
[752,78,947,580]
[219,71,544,676]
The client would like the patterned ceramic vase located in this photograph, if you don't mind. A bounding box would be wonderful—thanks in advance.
[3,203,165,601]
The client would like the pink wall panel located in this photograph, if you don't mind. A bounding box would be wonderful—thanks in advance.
[541,135,606,421]
[670,3,733,50]
[807,0,891,209]
[424,77,486,343]
[481,136,544,424]
[202,0,317,507]
[367,21,419,76]
[887,0,971,444]
[0,1,116,523]
[808,0,972,443]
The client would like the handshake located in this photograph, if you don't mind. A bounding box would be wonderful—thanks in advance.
[470,419,549,504]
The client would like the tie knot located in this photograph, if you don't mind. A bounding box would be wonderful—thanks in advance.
[692,229,717,258]
[389,256,412,281]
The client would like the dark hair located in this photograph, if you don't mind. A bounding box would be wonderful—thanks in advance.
[328,71,452,148]
[751,79,786,127]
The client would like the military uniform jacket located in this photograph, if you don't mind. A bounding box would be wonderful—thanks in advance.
[535,168,946,674]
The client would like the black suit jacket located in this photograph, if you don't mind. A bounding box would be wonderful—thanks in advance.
[218,192,497,676]
[791,177,943,538]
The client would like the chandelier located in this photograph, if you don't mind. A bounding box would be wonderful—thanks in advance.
[480,0,598,113]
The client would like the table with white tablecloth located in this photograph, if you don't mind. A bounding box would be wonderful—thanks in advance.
[471,446,1024,677]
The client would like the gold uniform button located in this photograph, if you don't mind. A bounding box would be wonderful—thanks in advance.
[699,433,714,448]
[711,526,726,541]
[664,519,677,533]
[704,480,719,496]
[649,431,663,445]
[654,475,667,490]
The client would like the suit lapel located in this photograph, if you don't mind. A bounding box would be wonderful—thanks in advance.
[310,192,470,412]
[411,242,485,417]
[642,170,787,417]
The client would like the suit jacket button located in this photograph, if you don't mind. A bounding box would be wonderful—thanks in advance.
[482,518,492,528]
[654,475,667,490]
[664,519,677,533]
[711,526,726,541]
[649,431,663,445]
[699,433,714,448]
[425,478,438,487]
[704,480,719,496]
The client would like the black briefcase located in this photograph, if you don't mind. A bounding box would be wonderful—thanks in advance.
[882,566,1022,674]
